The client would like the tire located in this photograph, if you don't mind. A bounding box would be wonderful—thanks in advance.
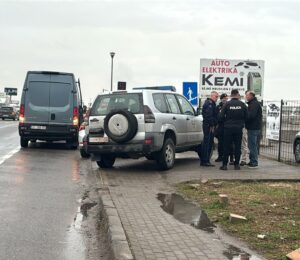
[80,149,90,158]
[67,138,78,150]
[157,138,175,170]
[20,137,28,148]
[96,155,116,168]
[295,140,300,163]
[104,109,138,143]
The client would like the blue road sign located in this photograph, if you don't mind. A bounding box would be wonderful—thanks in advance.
[183,82,198,106]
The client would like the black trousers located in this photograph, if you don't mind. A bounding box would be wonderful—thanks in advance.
[222,128,242,166]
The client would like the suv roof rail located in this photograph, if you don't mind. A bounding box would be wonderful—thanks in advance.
[133,86,176,92]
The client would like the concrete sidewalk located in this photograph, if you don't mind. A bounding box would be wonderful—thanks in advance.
[97,153,299,260]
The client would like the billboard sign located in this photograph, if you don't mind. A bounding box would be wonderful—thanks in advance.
[266,101,281,141]
[4,87,18,96]
[182,82,198,106]
[200,59,264,98]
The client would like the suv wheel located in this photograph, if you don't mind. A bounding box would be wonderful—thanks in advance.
[157,138,175,170]
[96,155,116,168]
[20,138,28,148]
[104,109,138,143]
[80,149,90,158]
[295,140,300,163]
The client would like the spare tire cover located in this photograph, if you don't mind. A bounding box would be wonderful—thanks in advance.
[104,109,138,143]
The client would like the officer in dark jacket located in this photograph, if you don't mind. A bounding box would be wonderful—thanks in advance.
[245,91,262,168]
[200,91,219,166]
[215,93,228,162]
[219,89,248,170]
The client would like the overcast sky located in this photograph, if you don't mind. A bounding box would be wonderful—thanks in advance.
[0,0,299,104]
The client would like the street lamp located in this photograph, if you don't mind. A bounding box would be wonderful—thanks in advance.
[110,52,115,91]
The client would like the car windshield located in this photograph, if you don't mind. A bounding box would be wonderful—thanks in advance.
[91,93,142,116]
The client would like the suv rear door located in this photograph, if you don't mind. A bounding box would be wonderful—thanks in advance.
[164,93,187,146]
[176,94,202,145]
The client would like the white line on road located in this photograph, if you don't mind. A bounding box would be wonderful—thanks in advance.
[0,146,20,166]
[0,123,17,129]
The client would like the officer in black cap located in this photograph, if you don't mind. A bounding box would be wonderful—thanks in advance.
[215,93,228,162]
[200,91,219,167]
[219,89,248,170]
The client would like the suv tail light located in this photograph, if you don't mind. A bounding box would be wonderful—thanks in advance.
[19,104,25,125]
[73,107,79,127]
[144,105,155,123]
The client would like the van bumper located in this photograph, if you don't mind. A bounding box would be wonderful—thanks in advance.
[19,124,78,141]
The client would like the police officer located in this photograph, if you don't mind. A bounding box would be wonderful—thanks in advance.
[200,91,219,167]
[215,93,228,162]
[219,89,248,170]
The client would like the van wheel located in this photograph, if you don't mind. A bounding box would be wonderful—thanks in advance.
[295,140,300,163]
[20,138,28,148]
[67,139,78,149]
[157,138,175,170]
[96,155,115,168]
[80,149,90,158]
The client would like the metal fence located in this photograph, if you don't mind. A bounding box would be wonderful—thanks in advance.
[260,100,300,165]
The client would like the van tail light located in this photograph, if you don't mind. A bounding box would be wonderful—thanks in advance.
[73,107,79,127]
[144,105,155,123]
[19,104,25,125]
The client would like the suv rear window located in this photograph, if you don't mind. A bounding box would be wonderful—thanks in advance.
[91,93,142,116]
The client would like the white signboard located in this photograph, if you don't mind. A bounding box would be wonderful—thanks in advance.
[266,101,281,141]
[200,59,265,98]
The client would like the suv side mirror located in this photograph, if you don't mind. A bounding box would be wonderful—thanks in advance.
[196,107,201,116]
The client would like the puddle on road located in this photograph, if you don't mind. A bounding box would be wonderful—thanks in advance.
[224,245,262,260]
[157,193,263,260]
[157,193,214,232]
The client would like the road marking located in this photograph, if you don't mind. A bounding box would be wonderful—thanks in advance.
[0,123,17,129]
[0,146,20,165]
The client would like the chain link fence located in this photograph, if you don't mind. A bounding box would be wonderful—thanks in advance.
[260,100,300,165]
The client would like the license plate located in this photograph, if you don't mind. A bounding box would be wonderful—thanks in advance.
[31,125,46,130]
[89,137,108,143]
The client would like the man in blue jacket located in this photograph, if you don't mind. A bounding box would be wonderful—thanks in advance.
[245,91,262,168]
[200,91,219,167]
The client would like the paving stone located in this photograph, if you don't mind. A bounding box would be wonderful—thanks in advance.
[99,155,294,260]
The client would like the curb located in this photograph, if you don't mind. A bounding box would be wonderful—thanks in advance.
[98,188,134,260]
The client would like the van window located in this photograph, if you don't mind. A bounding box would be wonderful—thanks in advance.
[28,82,50,107]
[50,83,72,108]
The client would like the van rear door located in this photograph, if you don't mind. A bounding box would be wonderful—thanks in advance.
[26,80,50,124]
[49,74,73,125]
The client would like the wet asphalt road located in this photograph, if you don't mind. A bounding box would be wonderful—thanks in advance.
[0,120,104,260]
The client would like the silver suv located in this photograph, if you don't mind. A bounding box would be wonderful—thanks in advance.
[86,90,203,170]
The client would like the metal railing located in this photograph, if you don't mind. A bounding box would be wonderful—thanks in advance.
[260,100,300,165]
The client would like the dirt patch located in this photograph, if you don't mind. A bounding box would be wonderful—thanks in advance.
[177,180,300,260]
